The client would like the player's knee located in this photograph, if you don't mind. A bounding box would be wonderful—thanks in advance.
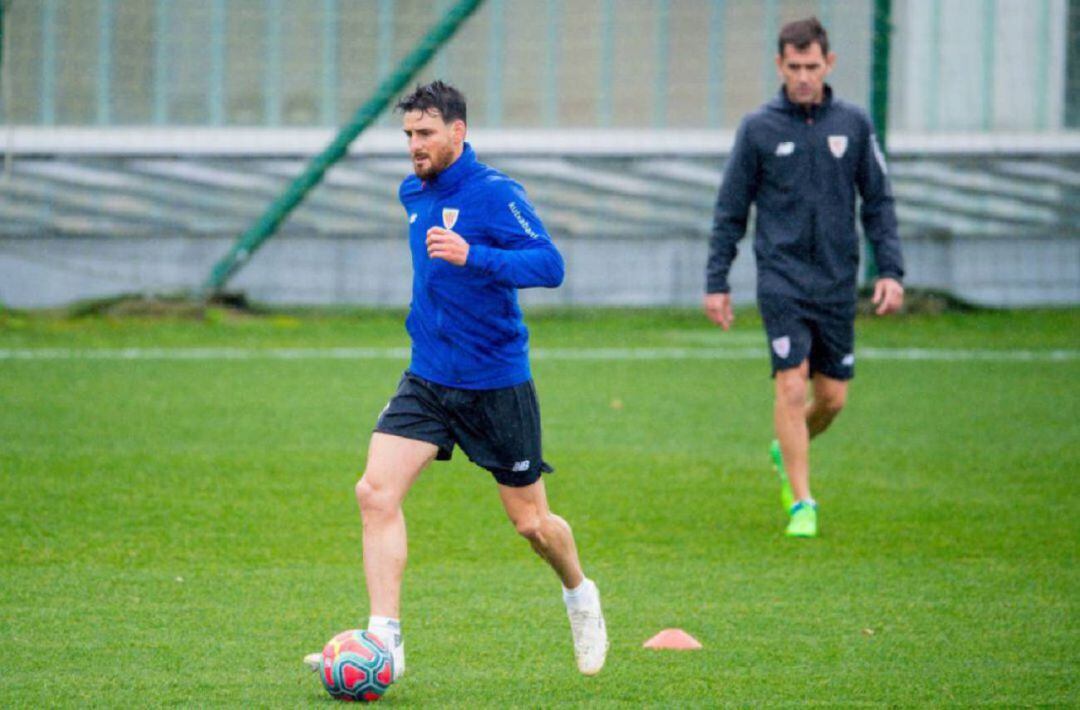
[512,514,545,543]
[355,476,392,516]
[776,380,807,410]
[822,390,846,416]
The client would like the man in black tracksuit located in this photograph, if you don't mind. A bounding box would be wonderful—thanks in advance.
[704,17,905,538]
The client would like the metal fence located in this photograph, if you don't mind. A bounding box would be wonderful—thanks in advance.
[3,0,1076,132]
[0,0,1077,309]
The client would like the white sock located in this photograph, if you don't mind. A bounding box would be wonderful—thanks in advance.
[563,578,597,610]
[368,616,402,648]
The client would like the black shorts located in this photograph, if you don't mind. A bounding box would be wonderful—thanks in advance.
[758,294,856,380]
[374,371,554,487]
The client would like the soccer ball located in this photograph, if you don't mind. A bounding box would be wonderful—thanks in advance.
[318,629,394,702]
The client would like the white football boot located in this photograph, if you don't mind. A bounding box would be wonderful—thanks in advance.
[376,633,405,681]
[566,581,608,675]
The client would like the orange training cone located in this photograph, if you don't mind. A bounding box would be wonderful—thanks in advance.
[643,628,703,650]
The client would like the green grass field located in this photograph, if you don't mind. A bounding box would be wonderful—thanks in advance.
[1,307,1077,706]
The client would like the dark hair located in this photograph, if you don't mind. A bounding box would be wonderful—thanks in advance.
[777,16,829,56]
[395,80,467,124]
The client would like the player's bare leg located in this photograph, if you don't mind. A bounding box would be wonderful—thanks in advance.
[499,479,607,675]
[499,479,583,588]
[356,433,437,617]
[353,432,437,678]
[774,362,820,537]
[305,433,433,677]
[806,374,847,438]
[774,362,812,502]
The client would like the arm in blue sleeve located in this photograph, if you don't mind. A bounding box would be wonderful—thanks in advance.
[706,118,758,293]
[465,181,565,289]
[856,115,904,281]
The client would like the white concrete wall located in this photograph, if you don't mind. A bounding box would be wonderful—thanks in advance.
[2,231,1075,309]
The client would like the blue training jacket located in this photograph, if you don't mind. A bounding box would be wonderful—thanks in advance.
[707,86,904,302]
[399,143,564,390]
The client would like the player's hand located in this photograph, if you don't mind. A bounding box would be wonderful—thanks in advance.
[426,227,470,266]
[703,292,734,330]
[872,277,904,315]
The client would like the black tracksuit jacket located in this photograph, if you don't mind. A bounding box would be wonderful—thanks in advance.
[706,86,904,303]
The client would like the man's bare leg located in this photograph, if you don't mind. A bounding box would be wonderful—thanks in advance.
[498,478,583,588]
[806,374,848,439]
[354,433,436,617]
[305,432,434,676]
[352,432,437,678]
[774,362,812,502]
[499,479,606,675]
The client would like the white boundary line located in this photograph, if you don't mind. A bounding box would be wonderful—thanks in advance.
[0,346,1075,362]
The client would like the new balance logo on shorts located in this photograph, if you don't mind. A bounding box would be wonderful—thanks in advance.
[512,460,531,472]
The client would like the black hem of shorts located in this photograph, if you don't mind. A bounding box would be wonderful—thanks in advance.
[769,361,854,381]
[487,460,553,488]
[809,365,854,382]
[372,426,454,460]
[770,359,806,378]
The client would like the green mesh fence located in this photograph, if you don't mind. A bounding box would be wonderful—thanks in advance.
[3,0,1075,132]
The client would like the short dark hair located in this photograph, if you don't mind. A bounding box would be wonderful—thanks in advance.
[395,80,467,124]
[778,16,829,57]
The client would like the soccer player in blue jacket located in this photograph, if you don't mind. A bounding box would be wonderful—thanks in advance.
[308,81,607,679]
[704,18,905,538]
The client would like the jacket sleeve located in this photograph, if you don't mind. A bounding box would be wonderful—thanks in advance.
[856,115,904,281]
[465,180,565,289]
[706,118,758,293]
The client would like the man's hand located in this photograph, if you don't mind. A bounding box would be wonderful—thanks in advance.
[426,227,470,266]
[872,277,904,315]
[703,292,734,330]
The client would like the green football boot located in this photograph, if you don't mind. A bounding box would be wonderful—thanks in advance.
[770,439,795,513]
[785,500,818,538]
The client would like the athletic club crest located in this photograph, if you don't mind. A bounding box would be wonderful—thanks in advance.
[828,135,848,158]
[442,208,460,230]
[771,336,791,359]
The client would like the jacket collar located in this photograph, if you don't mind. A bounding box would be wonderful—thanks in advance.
[771,84,834,119]
[425,142,477,192]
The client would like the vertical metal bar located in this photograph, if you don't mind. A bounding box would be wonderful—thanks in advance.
[2,0,13,178]
[41,0,57,125]
[654,0,669,127]
[543,0,561,127]
[265,0,282,126]
[817,0,834,29]
[871,0,892,148]
[598,0,614,127]
[0,0,4,123]
[435,0,451,78]
[97,0,114,125]
[763,0,778,99]
[981,0,995,130]
[486,0,504,127]
[377,0,394,80]
[321,0,338,126]
[926,0,940,129]
[707,0,725,127]
[154,0,170,124]
[866,0,892,281]
[209,0,226,125]
[1034,0,1050,129]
